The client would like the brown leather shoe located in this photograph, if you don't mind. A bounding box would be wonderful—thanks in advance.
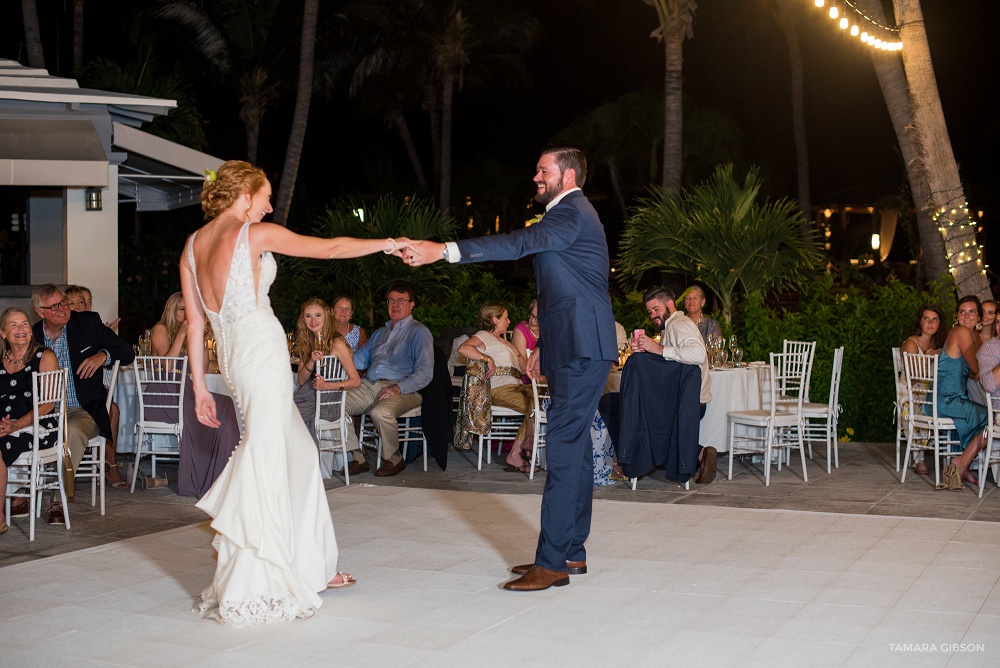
[374,459,406,477]
[695,446,717,484]
[503,565,570,591]
[9,499,29,517]
[347,459,370,475]
[511,560,587,576]
[48,502,65,526]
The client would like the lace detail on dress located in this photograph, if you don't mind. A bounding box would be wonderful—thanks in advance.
[198,585,314,627]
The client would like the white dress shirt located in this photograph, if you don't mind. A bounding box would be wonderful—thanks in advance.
[660,311,712,404]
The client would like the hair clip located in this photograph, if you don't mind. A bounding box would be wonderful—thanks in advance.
[203,170,218,182]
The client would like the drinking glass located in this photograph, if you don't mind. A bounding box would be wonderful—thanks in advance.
[728,334,738,351]
[732,346,743,368]
[718,349,729,367]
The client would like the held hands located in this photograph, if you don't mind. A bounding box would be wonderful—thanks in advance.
[76,351,109,380]
[194,388,220,428]
[0,415,12,437]
[400,240,445,267]
[312,376,340,391]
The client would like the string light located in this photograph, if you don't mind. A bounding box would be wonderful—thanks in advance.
[806,0,902,51]
[932,202,988,279]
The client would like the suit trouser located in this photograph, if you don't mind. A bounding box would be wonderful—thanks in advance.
[63,407,99,499]
[534,358,612,572]
[344,379,422,466]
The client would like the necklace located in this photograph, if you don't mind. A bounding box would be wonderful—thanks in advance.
[3,349,27,366]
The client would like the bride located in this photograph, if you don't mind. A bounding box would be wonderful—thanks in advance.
[180,160,412,626]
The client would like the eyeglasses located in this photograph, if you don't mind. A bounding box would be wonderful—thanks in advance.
[387,298,412,306]
[529,313,538,321]
[38,299,69,312]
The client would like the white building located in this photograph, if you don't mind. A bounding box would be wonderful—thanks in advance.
[0,58,221,320]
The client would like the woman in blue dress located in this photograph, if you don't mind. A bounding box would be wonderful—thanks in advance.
[933,295,988,487]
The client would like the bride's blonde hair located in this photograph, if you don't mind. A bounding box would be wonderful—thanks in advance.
[201,160,267,221]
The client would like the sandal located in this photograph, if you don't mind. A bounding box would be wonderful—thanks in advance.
[327,572,357,589]
[105,463,128,489]
[0,520,7,535]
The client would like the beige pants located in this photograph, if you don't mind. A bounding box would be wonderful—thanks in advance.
[491,384,534,443]
[344,379,422,465]
[63,407,99,499]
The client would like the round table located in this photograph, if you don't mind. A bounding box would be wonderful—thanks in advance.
[700,364,770,452]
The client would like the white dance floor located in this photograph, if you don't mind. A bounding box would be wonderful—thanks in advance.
[1,485,997,667]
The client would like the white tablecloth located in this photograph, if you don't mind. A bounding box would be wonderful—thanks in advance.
[700,365,769,452]
[113,369,234,452]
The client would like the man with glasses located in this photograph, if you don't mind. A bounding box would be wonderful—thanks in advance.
[342,281,433,477]
[29,284,134,524]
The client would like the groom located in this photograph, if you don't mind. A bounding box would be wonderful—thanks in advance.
[406,147,617,591]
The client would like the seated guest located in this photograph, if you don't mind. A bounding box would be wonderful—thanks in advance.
[980,299,997,346]
[511,300,539,384]
[682,285,721,342]
[343,281,434,477]
[32,285,134,524]
[457,303,536,471]
[66,284,125,487]
[899,304,947,475]
[932,295,987,489]
[292,298,362,478]
[331,295,368,353]
[65,284,120,331]
[1,308,60,529]
[599,286,716,483]
[977,316,1000,411]
[150,292,241,497]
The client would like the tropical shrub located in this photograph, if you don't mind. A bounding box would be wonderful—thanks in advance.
[617,163,823,325]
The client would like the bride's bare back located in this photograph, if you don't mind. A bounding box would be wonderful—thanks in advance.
[188,217,263,314]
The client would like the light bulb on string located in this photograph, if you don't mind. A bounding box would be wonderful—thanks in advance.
[814,0,825,6]
[860,31,868,41]
[829,5,839,19]
[840,17,849,29]
[851,24,859,36]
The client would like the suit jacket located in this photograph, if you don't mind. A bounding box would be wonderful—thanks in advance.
[456,190,617,373]
[33,311,136,437]
[617,354,702,482]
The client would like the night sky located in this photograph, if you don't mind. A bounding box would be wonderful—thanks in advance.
[3,0,998,267]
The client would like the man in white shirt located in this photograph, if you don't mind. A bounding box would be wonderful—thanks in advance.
[600,286,717,483]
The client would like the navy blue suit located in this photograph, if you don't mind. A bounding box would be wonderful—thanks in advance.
[457,189,616,571]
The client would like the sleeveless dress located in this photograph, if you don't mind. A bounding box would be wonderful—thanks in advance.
[1,347,56,467]
[928,350,987,447]
[187,223,339,626]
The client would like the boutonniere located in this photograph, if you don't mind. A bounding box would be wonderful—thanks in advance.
[526,214,544,227]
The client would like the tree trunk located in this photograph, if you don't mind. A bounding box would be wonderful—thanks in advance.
[662,34,683,193]
[392,109,429,192]
[773,0,811,232]
[21,0,45,69]
[855,0,946,283]
[893,0,990,299]
[439,74,455,214]
[72,0,84,72]
[273,0,319,227]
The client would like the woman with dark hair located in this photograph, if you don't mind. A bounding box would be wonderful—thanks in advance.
[900,304,946,357]
[929,296,988,488]
[292,298,361,477]
[980,299,997,345]
[182,159,414,624]
[331,296,367,352]
[0,308,59,532]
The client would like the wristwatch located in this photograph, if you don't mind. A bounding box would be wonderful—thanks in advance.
[442,245,450,262]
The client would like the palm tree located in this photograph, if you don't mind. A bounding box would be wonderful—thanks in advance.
[771,0,811,232]
[272,0,319,227]
[890,0,989,298]
[853,0,946,284]
[642,0,697,193]
[153,0,286,164]
[72,0,85,72]
[21,0,45,68]
[617,164,822,325]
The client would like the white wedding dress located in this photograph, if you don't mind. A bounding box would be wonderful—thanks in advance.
[187,222,339,626]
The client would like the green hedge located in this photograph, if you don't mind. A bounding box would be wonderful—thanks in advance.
[739,275,955,443]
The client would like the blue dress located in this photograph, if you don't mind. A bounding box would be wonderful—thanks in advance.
[929,351,987,446]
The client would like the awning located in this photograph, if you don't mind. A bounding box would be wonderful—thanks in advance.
[0,118,109,186]
[113,122,224,212]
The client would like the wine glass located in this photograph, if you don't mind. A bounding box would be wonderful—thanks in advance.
[728,334,738,351]
[732,346,743,368]
[719,349,729,367]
